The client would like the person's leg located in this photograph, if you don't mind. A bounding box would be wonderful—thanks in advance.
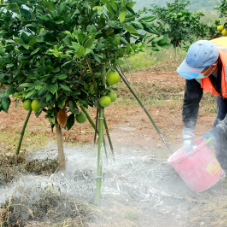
[213,96,227,128]
[213,96,227,170]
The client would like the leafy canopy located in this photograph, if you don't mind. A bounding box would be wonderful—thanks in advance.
[0,0,170,130]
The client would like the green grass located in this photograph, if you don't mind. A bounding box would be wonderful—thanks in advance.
[0,130,48,154]
[121,46,187,72]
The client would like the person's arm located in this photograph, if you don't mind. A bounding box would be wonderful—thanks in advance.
[182,79,203,152]
[182,79,203,133]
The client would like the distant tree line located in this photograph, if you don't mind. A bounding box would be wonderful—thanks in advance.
[134,0,219,12]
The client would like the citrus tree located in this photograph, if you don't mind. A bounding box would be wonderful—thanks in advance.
[214,0,227,36]
[0,0,171,204]
[148,0,209,58]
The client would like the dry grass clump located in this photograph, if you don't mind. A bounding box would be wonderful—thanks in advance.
[0,154,59,185]
[1,185,94,227]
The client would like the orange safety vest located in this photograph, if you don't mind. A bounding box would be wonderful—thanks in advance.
[201,37,227,98]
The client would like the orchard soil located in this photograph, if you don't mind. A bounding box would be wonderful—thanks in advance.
[0,61,226,227]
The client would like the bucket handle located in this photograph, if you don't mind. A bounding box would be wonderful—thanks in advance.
[175,138,212,163]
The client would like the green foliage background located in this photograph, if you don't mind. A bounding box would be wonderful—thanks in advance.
[134,0,219,12]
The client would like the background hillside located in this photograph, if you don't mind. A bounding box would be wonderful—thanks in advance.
[134,0,219,12]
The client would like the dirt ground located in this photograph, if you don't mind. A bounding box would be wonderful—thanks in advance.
[0,62,223,227]
[0,65,215,155]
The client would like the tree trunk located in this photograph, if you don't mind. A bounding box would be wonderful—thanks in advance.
[55,125,66,170]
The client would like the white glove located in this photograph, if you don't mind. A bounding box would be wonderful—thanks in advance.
[183,139,195,153]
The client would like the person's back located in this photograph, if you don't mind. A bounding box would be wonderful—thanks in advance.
[176,37,227,171]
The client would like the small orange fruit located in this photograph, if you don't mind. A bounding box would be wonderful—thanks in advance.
[23,100,32,110]
[106,91,117,101]
[76,112,87,124]
[222,29,227,36]
[217,25,224,31]
[99,96,111,107]
[106,71,120,85]
[31,100,40,112]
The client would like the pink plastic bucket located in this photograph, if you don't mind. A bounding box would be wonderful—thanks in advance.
[168,137,224,192]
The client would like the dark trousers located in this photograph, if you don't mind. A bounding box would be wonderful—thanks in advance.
[213,96,227,170]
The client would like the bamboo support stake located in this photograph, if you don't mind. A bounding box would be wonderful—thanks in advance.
[94,106,99,145]
[95,63,107,205]
[104,116,114,158]
[80,106,108,159]
[16,109,32,155]
[96,106,104,206]
[116,66,173,154]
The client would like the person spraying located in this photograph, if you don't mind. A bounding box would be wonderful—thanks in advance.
[176,37,227,171]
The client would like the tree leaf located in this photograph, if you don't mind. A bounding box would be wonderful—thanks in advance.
[69,100,77,114]
[84,48,92,55]
[86,25,97,34]
[21,32,29,43]
[2,97,11,113]
[57,98,66,109]
[46,92,54,102]
[19,7,31,19]
[15,99,19,108]
[25,90,35,99]
[22,44,30,50]
[0,48,5,56]
[72,42,81,50]
[57,75,68,80]
[5,88,15,97]
[119,11,127,23]
[116,59,125,65]
[126,6,136,15]
[59,84,71,92]
[66,114,75,130]
[19,83,33,88]
[31,47,40,55]
[28,35,36,46]
[138,16,157,22]
[127,2,136,8]
[84,34,96,49]
[131,22,144,30]
[49,83,58,95]
[77,46,85,58]
[38,84,48,95]
[124,25,138,33]
[77,33,86,45]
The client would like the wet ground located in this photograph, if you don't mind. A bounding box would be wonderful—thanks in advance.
[1,142,227,227]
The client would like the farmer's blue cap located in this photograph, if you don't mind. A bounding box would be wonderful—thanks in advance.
[177,40,219,80]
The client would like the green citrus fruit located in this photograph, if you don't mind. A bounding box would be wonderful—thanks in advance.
[31,100,40,112]
[84,84,90,90]
[99,96,111,107]
[106,71,120,85]
[217,25,224,31]
[107,91,117,102]
[114,35,121,43]
[90,84,95,94]
[23,100,32,110]
[222,29,227,36]
[76,112,87,124]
